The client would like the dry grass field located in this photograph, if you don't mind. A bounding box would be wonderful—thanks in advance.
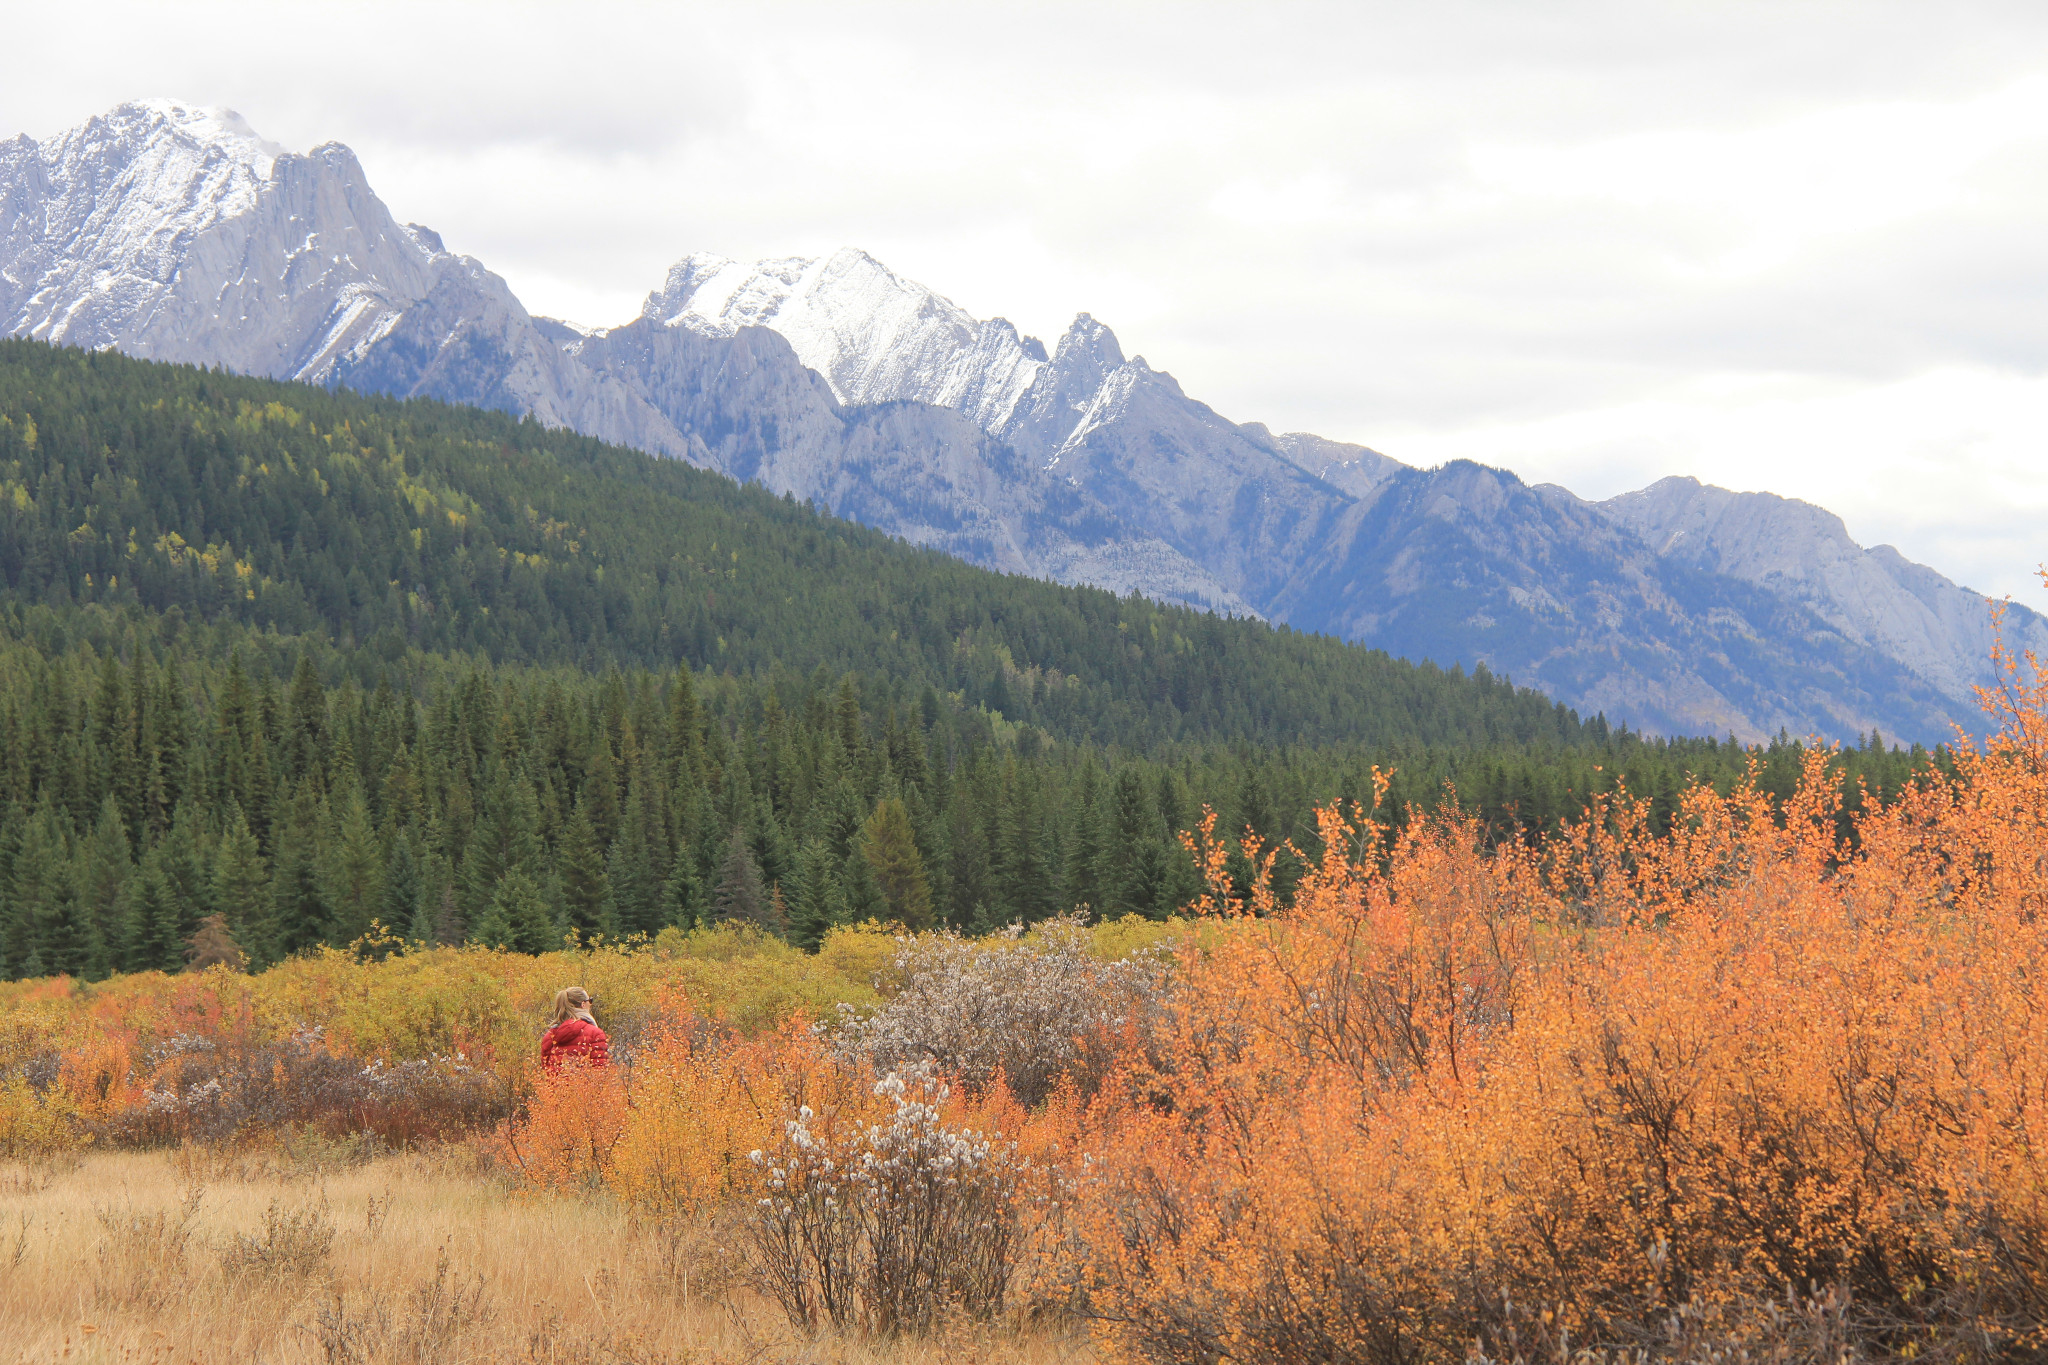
[0,1147,1094,1365]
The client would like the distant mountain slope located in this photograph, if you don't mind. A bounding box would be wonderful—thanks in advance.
[3,99,2028,744]
[1269,461,1954,740]
[1603,476,2048,711]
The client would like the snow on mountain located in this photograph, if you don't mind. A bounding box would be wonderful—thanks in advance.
[646,248,1046,433]
[0,100,694,449]
[0,99,440,378]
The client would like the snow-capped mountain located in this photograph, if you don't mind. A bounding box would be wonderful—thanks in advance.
[649,249,1046,435]
[2,99,2031,743]
[0,99,431,379]
[0,99,685,446]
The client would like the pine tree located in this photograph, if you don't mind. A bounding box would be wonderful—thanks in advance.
[557,798,609,941]
[473,868,555,954]
[125,856,186,974]
[79,794,134,975]
[322,781,384,943]
[861,797,932,930]
[712,828,771,928]
[603,816,657,938]
[214,806,270,963]
[380,831,422,942]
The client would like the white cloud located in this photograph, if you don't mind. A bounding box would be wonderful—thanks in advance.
[5,0,2047,603]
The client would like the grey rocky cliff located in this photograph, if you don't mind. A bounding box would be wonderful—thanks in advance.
[1602,476,2048,714]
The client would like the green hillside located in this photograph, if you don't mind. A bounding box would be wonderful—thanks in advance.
[0,339,1588,751]
[0,342,1935,979]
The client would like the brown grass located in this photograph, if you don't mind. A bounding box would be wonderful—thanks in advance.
[0,1147,1096,1365]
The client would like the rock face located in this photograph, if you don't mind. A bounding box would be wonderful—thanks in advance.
[1268,462,1955,741]
[0,99,674,441]
[1602,477,2048,714]
[3,100,2033,744]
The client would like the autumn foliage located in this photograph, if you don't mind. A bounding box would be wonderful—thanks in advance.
[12,632,2048,1358]
[1051,638,2048,1360]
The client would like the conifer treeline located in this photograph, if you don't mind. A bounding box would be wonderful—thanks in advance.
[0,627,1933,981]
[0,341,1945,979]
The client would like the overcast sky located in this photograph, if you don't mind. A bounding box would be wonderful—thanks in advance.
[9,1,2048,607]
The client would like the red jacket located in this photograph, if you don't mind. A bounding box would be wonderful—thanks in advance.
[540,1016,610,1071]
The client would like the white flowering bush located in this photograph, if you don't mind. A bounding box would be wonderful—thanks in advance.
[833,915,1168,1106]
[745,1066,1025,1336]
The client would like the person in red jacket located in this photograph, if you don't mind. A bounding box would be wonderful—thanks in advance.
[540,987,610,1071]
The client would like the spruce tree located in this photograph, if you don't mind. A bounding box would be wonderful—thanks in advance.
[213,806,270,965]
[284,654,327,786]
[425,852,465,947]
[270,782,329,956]
[711,829,771,928]
[603,807,658,938]
[861,797,932,930]
[997,776,1053,925]
[837,836,886,928]
[786,836,836,950]
[659,853,701,933]
[11,803,69,977]
[1064,764,1106,919]
[31,829,86,980]
[558,798,609,941]
[380,832,422,943]
[157,804,212,939]
[125,857,186,974]
[79,795,134,975]
[1107,768,1161,919]
[474,868,554,954]
[322,782,384,943]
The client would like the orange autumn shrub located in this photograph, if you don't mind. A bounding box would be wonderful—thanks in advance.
[498,999,879,1214]
[0,925,895,1152]
[1062,666,2048,1362]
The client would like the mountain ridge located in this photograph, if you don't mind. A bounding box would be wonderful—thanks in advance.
[2,98,2032,744]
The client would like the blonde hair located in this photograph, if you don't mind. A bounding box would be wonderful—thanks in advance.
[550,987,594,1028]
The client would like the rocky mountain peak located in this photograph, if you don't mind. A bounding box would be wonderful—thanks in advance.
[81,99,284,176]
[639,246,1050,435]
[1051,312,1125,372]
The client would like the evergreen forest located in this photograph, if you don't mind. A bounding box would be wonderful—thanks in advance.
[0,340,1938,978]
